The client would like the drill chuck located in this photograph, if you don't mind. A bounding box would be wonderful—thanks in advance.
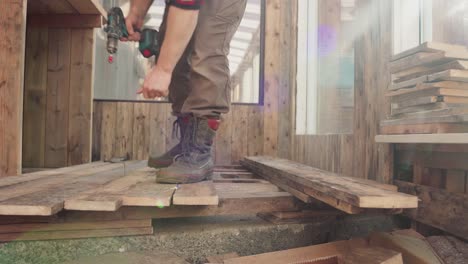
[106,36,118,55]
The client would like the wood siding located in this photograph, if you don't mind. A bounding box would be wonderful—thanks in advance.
[92,103,266,165]
[22,27,93,168]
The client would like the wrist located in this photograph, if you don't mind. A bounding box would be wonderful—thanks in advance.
[155,63,174,75]
[129,7,146,21]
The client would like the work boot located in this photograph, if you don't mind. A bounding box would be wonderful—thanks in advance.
[157,116,220,184]
[148,115,190,169]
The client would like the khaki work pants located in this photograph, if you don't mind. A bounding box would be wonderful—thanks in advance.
[158,0,247,117]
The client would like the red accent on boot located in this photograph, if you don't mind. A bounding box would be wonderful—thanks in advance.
[207,119,220,131]
[181,116,191,124]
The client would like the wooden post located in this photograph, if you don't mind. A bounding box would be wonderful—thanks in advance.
[0,0,27,177]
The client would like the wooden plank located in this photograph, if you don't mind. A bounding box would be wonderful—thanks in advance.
[149,103,167,160]
[31,0,77,14]
[0,219,151,233]
[0,162,105,188]
[387,82,468,98]
[389,75,428,91]
[22,27,48,168]
[64,168,174,211]
[61,191,297,222]
[0,162,145,216]
[369,230,443,264]
[91,101,102,161]
[66,0,107,16]
[376,133,468,144]
[395,180,468,240]
[391,102,453,116]
[132,103,151,160]
[242,157,416,210]
[392,96,468,109]
[100,102,117,161]
[390,52,447,74]
[114,102,134,159]
[224,239,369,264]
[381,123,468,135]
[445,170,466,193]
[429,69,468,83]
[172,181,219,205]
[45,28,71,167]
[230,105,249,163]
[68,29,93,165]
[390,107,468,121]
[390,88,468,105]
[28,14,101,28]
[247,106,264,157]
[393,60,468,83]
[0,0,27,177]
[262,0,280,157]
[391,42,468,62]
[344,247,403,264]
[0,227,153,242]
[381,113,468,127]
[215,107,232,165]
[427,236,468,264]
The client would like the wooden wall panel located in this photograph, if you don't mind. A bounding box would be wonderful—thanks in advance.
[0,0,27,177]
[22,27,94,169]
[93,103,266,165]
[68,29,93,165]
[22,27,48,168]
[45,28,71,167]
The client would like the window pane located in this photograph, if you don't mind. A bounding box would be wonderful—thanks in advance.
[296,0,355,135]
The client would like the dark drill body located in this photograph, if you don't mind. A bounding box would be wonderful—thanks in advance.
[105,7,160,59]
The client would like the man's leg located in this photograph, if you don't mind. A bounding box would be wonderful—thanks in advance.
[157,0,247,183]
[148,6,194,169]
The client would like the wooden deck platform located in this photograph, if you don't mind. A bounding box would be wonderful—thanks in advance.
[0,161,297,217]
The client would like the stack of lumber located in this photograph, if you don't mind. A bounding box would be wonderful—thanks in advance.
[382,42,468,135]
[241,156,418,214]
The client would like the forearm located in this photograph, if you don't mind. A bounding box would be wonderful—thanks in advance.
[129,0,153,18]
[156,6,199,73]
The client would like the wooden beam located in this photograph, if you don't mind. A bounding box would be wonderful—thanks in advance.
[27,14,101,28]
[0,0,27,177]
[376,133,468,144]
[395,180,468,240]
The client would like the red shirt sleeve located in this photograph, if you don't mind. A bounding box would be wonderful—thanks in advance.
[166,0,202,10]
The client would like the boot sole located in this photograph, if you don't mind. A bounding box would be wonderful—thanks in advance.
[156,171,213,184]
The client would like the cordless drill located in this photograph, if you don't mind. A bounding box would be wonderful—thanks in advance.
[104,7,160,63]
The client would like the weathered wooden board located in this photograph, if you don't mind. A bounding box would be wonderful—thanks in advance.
[369,230,443,264]
[381,123,468,135]
[391,102,452,116]
[391,42,468,62]
[429,70,468,83]
[242,156,417,210]
[395,180,468,240]
[224,239,369,264]
[392,96,468,109]
[64,167,174,211]
[376,133,468,144]
[45,28,71,167]
[393,60,468,83]
[0,162,146,216]
[172,181,219,206]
